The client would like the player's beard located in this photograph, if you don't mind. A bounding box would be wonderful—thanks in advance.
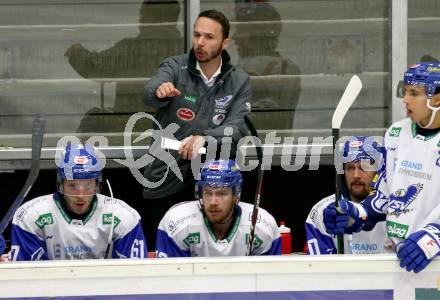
[205,201,235,225]
[349,181,369,202]
[195,44,223,63]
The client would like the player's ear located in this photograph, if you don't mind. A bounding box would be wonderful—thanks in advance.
[432,93,440,107]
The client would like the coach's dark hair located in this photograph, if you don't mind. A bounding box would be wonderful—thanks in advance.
[198,10,230,39]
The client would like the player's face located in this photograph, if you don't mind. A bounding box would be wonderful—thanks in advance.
[62,179,97,215]
[402,84,433,126]
[192,17,229,63]
[344,161,376,202]
[202,186,236,224]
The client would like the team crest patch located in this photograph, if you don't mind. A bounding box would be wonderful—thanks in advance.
[177,108,195,121]
[388,183,423,217]
[212,113,225,125]
[389,127,401,137]
[215,95,233,108]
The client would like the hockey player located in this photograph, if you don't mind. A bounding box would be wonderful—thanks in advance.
[323,62,440,273]
[155,159,281,257]
[10,143,147,261]
[305,136,386,254]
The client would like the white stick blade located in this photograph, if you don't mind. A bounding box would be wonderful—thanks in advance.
[331,75,362,129]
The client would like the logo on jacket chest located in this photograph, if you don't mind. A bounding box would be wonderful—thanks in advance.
[215,95,233,108]
[184,94,197,103]
[177,108,195,121]
[212,113,226,125]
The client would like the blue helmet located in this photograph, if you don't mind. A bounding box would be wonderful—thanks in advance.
[57,143,102,181]
[341,136,383,166]
[197,159,243,200]
[400,62,440,128]
[402,62,440,98]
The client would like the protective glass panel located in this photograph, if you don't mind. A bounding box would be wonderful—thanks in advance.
[408,1,440,67]
[201,0,389,136]
[0,0,184,147]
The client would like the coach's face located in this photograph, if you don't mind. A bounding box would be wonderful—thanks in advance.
[193,16,229,63]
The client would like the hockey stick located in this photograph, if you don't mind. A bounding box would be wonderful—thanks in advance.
[104,179,115,259]
[331,75,362,254]
[0,115,46,254]
[244,115,264,256]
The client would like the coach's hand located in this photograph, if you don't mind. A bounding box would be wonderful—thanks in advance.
[156,82,181,99]
[179,135,205,160]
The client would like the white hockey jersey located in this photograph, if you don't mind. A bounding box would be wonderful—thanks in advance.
[305,194,387,254]
[369,118,440,250]
[155,201,281,257]
[11,193,147,260]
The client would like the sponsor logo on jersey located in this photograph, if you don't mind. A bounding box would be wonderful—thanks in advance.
[386,146,396,152]
[212,113,226,125]
[184,232,200,245]
[400,160,422,170]
[398,164,431,181]
[349,243,379,253]
[176,108,195,121]
[17,208,27,221]
[386,221,408,238]
[245,234,263,250]
[168,221,177,233]
[103,214,121,228]
[35,213,54,229]
[184,94,197,103]
[169,213,198,233]
[248,212,261,223]
[64,245,92,254]
[71,219,83,226]
[436,152,440,167]
[309,209,318,223]
[389,127,401,137]
[215,95,233,108]
[415,134,425,141]
[388,183,423,217]
[54,243,61,259]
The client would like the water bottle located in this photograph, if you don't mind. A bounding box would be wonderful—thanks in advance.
[278,221,292,254]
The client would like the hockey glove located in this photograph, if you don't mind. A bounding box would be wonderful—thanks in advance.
[323,200,367,235]
[397,224,440,273]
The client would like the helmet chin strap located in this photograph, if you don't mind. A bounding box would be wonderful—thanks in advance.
[419,97,440,128]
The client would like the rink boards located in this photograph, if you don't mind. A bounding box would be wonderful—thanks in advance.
[0,255,439,300]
